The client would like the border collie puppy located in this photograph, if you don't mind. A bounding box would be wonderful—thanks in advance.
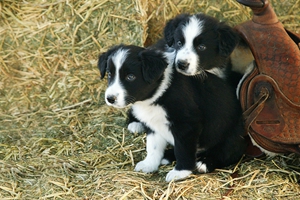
[163,13,253,87]
[98,44,246,182]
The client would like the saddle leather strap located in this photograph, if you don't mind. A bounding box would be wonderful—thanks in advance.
[243,86,269,129]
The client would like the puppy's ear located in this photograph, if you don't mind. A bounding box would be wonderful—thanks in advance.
[98,52,109,79]
[139,50,168,83]
[164,14,189,47]
[97,45,123,79]
[217,23,240,57]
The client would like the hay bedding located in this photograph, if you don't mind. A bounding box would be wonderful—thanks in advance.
[0,0,299,199]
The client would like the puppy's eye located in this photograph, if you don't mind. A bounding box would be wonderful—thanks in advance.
[126,74,136,82]
[198,44,206,51]
[177,41,182,47]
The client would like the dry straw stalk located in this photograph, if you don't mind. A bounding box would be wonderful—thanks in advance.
[0,0,299,199]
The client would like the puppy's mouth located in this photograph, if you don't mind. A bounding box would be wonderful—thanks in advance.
[106,101,134,109]
[175,66,208,81]
[106,100,129,109]
[175,65,204,76]
[175,67,192,76]
[105,95,135,108]
[108,103,127,108]
[174,59,203,77]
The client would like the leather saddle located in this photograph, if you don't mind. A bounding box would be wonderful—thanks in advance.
[235,0,300,155]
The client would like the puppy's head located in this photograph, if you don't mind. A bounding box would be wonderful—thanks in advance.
[164,13,239,77]
[98,45,168,108]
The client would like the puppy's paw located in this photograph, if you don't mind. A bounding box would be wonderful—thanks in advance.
[196,161,208,173]
[127,122,144,133]
[165,168,192,182]
[134,160,159,173]
[160,158,171,165]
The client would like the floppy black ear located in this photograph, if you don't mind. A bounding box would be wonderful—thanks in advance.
[139,50,168,83]
[98,52,109,79]
[97,45,124,79]
[164,14,190,47]
[217,23,240,57]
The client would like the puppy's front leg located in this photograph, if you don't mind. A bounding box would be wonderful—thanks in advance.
[165,136,196,182]
[134,132,167,173]
[127,109,145,133]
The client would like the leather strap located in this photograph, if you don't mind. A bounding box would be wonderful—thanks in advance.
[237,0,264,8]
[243,86,269,129]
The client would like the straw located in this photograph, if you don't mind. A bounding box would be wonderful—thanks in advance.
[0,0,299,199]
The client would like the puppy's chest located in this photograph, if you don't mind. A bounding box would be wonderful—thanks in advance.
[132,103,174,145]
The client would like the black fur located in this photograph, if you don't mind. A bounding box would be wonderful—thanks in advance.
[164,13,239,60]
[163,13,241,88]
[139,50,168,83]
[156,68,246,172]
[99,45,246,179]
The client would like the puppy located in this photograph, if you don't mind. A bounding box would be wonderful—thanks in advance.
[98,44,246,182]
[163,13,253,87]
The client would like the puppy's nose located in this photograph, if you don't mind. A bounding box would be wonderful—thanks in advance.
[177,60,189,71]
[106,95,116,104]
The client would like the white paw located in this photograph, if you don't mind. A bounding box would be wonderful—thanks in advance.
[134,160,159,173]
[160,158,171,165]
[196,161,208,173]
[127,122,145,133]
[165,168,192,182]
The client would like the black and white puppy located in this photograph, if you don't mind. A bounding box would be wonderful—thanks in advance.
[163,13,253,87]
[98,44,246,182]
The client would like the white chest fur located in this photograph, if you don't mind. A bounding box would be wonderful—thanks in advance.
[132,102,174,145]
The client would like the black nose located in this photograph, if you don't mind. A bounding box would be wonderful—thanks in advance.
[106,96,116,104]
[177,60,189,71]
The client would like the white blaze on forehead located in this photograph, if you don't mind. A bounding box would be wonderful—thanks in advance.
[111,48,129,71]
[175,16,204,75]
[182,16,204,48]
[105,48,129,108]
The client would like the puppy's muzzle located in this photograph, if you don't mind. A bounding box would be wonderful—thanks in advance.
[177,60,190,71]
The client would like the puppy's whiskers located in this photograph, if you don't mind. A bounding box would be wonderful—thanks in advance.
[125,95,136,105]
